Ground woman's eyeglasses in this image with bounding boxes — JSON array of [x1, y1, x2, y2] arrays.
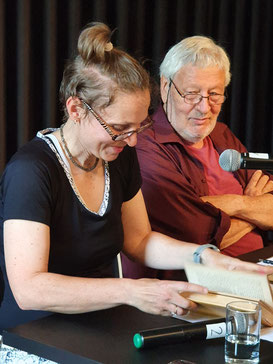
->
[[80, 99, 153, 141]]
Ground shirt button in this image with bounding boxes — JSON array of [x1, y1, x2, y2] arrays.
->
[[201, 178, 206, 183]]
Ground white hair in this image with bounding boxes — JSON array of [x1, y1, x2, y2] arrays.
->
[[160, 36, 231, 86]]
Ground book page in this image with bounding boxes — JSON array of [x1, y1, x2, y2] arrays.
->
[[182, 292, 250, 307], [184, 263, 273, 306]]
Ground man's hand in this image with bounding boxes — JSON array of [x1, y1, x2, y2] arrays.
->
[[244, 170, 273, 196]]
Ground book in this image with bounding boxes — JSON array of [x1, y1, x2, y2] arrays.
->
[[182, 263, 273, 326]]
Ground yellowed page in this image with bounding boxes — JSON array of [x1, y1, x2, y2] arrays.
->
[[184, 262, 273, 306], [181, 291, 273, 326]]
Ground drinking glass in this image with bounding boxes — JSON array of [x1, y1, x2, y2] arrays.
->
[[225, 300, 261, 363]]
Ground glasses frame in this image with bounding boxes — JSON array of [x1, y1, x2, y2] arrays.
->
[[80, 98, 153, 141], [170, 79, 226, 105]]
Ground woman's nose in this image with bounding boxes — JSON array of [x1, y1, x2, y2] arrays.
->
[[124, 132, 138, 147]]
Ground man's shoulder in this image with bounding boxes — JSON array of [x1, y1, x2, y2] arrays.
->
[[136, 126, 159, 151], [211, 122, 246, 152]]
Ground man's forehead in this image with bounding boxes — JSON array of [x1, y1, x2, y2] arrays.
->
[[174, 65, 226, 87]]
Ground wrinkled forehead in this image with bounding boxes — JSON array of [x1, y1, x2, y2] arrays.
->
[[173, 65, 226, 89]]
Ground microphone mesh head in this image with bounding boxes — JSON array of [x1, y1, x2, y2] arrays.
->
[[228, 312, 248, 334], [219, 149, 241, 172]]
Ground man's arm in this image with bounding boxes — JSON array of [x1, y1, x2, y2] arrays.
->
[[201, 170, 273, 248], [219, 218, 255, 249], [201, 171, 273, 230], [201, 193, 273, 229]]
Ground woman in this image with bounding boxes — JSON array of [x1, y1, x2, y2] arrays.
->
[[0, 22, 271, 334]]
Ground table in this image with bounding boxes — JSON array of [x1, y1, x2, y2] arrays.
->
[[238, 245, 273, 262], [4, 305, 273, 364], [3, 245, 273, 364]]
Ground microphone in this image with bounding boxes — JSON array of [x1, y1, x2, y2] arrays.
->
[[133, 319, 227, 349], [219, 149, 273, 172]]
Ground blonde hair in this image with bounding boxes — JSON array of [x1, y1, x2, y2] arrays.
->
[[160, 36, 231, 86], [60, 22, 150, 117]]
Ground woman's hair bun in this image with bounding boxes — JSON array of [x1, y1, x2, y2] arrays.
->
[[60, 21, 151, 118], [78, 22, 113, 63]]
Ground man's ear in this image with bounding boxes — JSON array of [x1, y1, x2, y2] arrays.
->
[[160, 76, 170, 104], [66, 97, 82, 121]]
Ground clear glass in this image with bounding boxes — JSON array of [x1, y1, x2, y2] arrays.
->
[[225, 301, 261, 364]]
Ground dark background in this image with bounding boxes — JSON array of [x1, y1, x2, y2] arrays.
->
[[1, 0, 273, 174]]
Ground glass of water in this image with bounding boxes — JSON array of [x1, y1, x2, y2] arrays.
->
[[225, 300, 261, 364]]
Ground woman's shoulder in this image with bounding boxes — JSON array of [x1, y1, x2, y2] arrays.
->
[[3, 137, 61, 180]]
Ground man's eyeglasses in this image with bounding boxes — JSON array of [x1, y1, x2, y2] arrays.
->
[[80, 99, 153, 141], [170, 79, 226, 105]]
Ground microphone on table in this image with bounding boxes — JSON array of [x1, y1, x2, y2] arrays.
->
[[133, 319, 227, 349], [133, 315, 248, 349], [219, 149, 273, 172]]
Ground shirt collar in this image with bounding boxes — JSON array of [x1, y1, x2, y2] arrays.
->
[[152, 104, 224, 151], [152, 104, 184, 145]]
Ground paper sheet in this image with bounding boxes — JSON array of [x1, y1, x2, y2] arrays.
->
[[172, 311, 224, 323], [261, 327, 273, 342], [257, 256, 273, 266]]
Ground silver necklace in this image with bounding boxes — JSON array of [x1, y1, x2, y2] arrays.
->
[[60, 123, 99, 172]]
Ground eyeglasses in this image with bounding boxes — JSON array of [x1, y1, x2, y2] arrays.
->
[[80, 99, 154, 141], [170, 79, 226, 105]]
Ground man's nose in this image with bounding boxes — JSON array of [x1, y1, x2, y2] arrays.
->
[[195, 96, 211, 113]]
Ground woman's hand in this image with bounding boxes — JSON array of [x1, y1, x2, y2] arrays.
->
[[201, 248, 273, 275], [126, 279, 208, 317]]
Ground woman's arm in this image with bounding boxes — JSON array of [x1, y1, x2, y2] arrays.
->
[[5, 189, 273, 318], [4, 219, 206, 317], [121, 190, 273, 274], [122, 190, 198, 268], [4, 219, 123, 313]]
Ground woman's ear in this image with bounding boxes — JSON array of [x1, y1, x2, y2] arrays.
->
[[160, 76, 170, 104], [66, 97, 82, 122]]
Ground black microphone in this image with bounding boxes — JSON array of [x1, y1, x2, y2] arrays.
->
[[219, 149, 273, 172], [133, 319, 227, 349]]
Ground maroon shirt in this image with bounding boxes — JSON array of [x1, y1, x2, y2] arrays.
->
[[121, 105, 268, 279]]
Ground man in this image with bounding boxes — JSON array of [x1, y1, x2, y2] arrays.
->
[[122, 36, 273, 279]]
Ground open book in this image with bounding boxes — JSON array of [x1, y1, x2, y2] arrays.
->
[[182, 263, 273, 326]]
